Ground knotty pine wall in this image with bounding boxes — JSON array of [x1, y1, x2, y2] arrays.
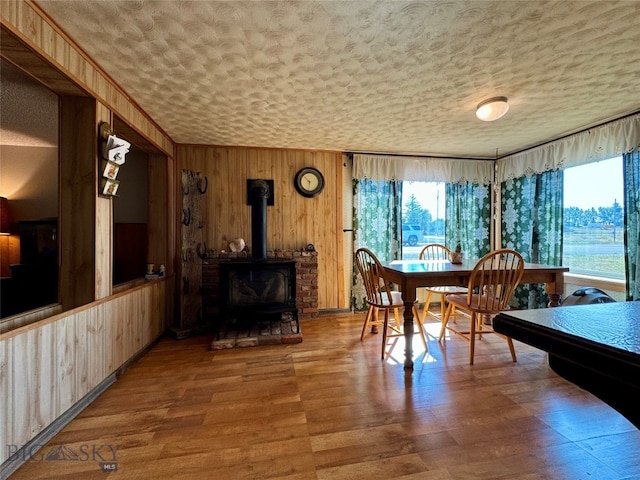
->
[[177, 145, 346, 310], [1, 1, 177, 473], [0, 278, 174, 468]]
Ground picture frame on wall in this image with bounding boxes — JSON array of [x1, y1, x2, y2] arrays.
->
[[102, 179, 120, 196], [103, 134, 130, 165], [102, 161, 120, 180]]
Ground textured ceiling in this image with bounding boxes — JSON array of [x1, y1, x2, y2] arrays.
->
[[1, 60, 58, 147], [35, 0, 640, 158]]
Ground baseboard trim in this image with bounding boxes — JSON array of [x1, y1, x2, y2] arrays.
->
[[0, 374, 115, 478]]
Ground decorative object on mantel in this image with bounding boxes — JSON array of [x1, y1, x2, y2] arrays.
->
[[229, 238, 246, 252], [305, 243, 316, 252], [450, 242, 463, 264], [98, 122, 130, 198]]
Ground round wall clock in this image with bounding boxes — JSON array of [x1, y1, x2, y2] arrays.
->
[[294, 167, 325, 198]]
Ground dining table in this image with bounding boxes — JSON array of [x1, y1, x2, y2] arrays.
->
[[382, 257, 569, 372]]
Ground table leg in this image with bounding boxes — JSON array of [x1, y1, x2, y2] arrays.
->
[[402, 294, 416, 371], [547, 291, 562, 307], [545, 273, 564, 307]]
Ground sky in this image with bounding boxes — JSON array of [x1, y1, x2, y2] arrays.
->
[[403, 156, 624, 217], [563, 156, 623, 209], [403, 182, 445, 219]]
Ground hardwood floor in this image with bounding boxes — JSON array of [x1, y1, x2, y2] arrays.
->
[[9, 312, 640, 479]]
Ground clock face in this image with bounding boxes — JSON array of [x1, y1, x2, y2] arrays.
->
[[302, 172, 319, 191], [294, 167, 324, 197]]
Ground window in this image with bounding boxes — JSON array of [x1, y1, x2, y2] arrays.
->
[[562, 156, 624, 279], [401, 182, 445, 259]]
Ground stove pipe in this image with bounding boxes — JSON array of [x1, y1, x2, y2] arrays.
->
[[249, 180, 270, 260]]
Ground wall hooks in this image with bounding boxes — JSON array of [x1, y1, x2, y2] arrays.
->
[[197, 176, 208, 194], [196, 242, 208, 259], [98, 122, 112, 141], [182, 207, 191, 226]]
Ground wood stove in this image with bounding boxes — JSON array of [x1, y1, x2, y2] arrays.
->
[[218, 260, 299, 335], [215, 179, 299, 338]]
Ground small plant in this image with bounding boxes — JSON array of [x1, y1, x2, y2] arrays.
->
[[450, 242, 463, 264]]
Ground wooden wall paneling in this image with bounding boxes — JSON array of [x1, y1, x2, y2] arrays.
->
[[0, 338, 8, 457], [136, 288, 146, 350], [95, 103, 113, 300], [57, 315, 76, 414], [334, 153, 346, 308], [222, 148, 250, 245], [266, 148, 291, 249], [33, 321, 56, 436], [0, 279, 171, 467], [278, 150, 299, 247], [205, 148, 221, 247], [147, 154, 171, 272], [7, 331, 28, 450], [125, 293, 136, 357], [113, 296, 128, 369], [100, 302, 114, 375], [1, 4, 177, 470], [86, 306, 106, 392], [175, 145, 342, 310], [95, 196, 113, 297], [59, 96, 97, 310], [75, 311, 90, 403], [166, 156, 176, 278]]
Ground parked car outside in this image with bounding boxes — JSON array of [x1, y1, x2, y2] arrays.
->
[[402, 224, 423, 246]]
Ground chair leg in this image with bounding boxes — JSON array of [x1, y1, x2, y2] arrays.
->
[[392, 306, 402, 328], [469, 312, 476, 365], [371, 308, 380, 333], [413, 306, 428, 350], [438, 302, 454, 342], [360, 305, 374, 340], [421, 291, 432, 323], [381, 309, 390, 360]]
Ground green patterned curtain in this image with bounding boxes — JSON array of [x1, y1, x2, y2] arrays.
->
[[501, 170, 564, 308], [351, 179, 403, 310], [623, 149, 640, 300], [444, 182, 491, 259]]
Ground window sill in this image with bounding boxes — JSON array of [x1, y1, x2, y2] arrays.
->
[[563, 272, 626, 301]]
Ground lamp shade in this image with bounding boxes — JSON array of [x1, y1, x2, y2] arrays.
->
[[0, 197, 9, 234], [476, 96, 509, 121]]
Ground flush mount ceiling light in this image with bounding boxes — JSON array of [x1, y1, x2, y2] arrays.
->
[[476, 96, 509, 121]]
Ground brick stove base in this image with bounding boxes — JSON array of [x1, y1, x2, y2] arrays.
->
[[211, 315, 302, 350]]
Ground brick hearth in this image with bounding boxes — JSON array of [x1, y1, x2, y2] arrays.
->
[[203, 249, 318, 349], [211, 314, 302, 350]]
